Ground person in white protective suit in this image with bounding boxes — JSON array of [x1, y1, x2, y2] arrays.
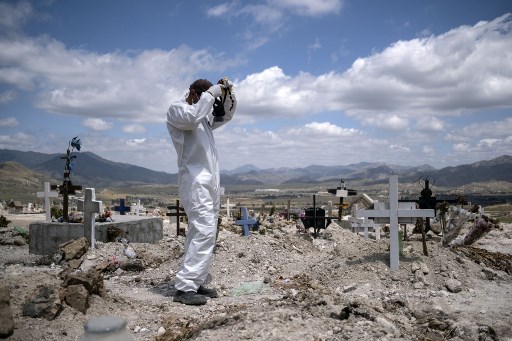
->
[[165, 78, 236, 305]]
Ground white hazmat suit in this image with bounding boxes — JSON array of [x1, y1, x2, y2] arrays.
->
[[166, 86, 236, 292]]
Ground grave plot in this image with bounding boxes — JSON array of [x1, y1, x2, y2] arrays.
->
[[355, 175, 435, 270]]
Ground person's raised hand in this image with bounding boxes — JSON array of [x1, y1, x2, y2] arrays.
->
[[207, 84, 222, 98]]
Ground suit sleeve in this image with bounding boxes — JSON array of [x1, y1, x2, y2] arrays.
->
[[166, 94, 215, 130]]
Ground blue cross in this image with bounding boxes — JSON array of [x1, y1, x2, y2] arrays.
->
[[114, 198, 131, 215], [235, 207, 257, 236]]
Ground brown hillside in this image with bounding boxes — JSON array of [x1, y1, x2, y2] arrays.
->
[[0, 161, 56, 202]]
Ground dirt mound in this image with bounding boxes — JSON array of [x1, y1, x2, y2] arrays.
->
[[1, 212, 511, 340]]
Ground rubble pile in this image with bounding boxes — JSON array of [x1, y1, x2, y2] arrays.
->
[[0, 212, 511, 340]]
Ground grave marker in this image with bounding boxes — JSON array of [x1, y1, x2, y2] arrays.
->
[[37, 182, 58, 222], [167, 200, 187, 236], [355, 175, 434, 270], [114, 198, 131, 215], [221, 197, 236, 218], [235, 207, 257, 236], [52, 136, 82, 222], [132, 199, 144, 216], [77, 188, 102, 250], [327, 179, 357, 220]]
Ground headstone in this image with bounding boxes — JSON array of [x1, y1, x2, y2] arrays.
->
[[355, 175, 434, 271], [37, 182, 59, 222], [77, 188, 102, 251], [235, 207, 257, 236], [114, 199, 130, 215]]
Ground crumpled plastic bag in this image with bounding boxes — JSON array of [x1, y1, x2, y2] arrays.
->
[[228, 281, 266, 296]]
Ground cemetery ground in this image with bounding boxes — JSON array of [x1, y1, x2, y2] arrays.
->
[[1, 208, 512, 341]]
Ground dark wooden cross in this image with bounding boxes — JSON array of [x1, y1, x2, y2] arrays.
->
[[166, 200, 187, 236], [400, 178, 458, 233], [51, 180, 82, 222], [327, 179, 358, 220], [114, 198, 131, 215]]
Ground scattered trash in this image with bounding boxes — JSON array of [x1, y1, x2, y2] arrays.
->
[[228, 281, 265, 296]]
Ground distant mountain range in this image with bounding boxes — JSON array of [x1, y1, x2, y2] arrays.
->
[[0, 149, 511, 187]]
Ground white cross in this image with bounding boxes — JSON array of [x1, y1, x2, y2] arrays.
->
[[36, 182, 58, 222], [361, 217, 381, 240], [77, 188, 102, 250], [222, 197, 236, 218], [355, 175, 434, 271], [132, 199, 143, 216]]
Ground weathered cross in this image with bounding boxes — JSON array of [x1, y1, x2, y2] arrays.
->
[[51, 181, 82, 222], [166, 200, 187, 236], [114, 198, 131, 215], [77, 188, 102, 250], [327, 179, 358, 220], [235, 207, 257, 236], [37, 182, 58, 222], [355, 175, 435, 271]]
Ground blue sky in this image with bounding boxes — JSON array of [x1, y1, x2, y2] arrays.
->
[[0, 0, 511, 174]]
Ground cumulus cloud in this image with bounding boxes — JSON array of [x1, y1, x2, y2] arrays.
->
[[126, 138, 146, 147], [0, 132, 35, 148], [0, 34, 243, 122], [235, 14, 512, 127], [122, 124, 146, 133], [83, 118, 113, 131], [2, 8, 509, 133], [0, 117, 19, 127], [453, 143, 470, 152]]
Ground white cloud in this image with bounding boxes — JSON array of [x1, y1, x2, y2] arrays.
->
[[0, 117, 19, 127], [416, 116, 445, 132], [207, 3, 234, 17], [477, 138, 500, 148], [3, 9, 509, 133], [361, 114, 409, 131], [0, 132, 35, 148], [126, 138, 147, 147], [0, 34, 243, 122], [206, 0, 342, 43], [122, 124, 146, 133], [0, 90, 16, 103], [423, 146, 435, 155], [83, 118, 113, 131], [270, 0, 343, 16], [288, 121, 359, 137], [234, 14, 512, 126], [453, 143, 470, 152], [390, 144, 410, 152], [0, 1, 33, 32]]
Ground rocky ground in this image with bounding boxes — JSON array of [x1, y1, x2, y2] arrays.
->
[[0, 210, 511, 341]]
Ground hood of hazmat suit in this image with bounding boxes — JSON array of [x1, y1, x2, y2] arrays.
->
[[165, 89, 236, 291]]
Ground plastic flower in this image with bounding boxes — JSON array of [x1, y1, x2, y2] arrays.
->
[[71, 136, 81, 151]]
